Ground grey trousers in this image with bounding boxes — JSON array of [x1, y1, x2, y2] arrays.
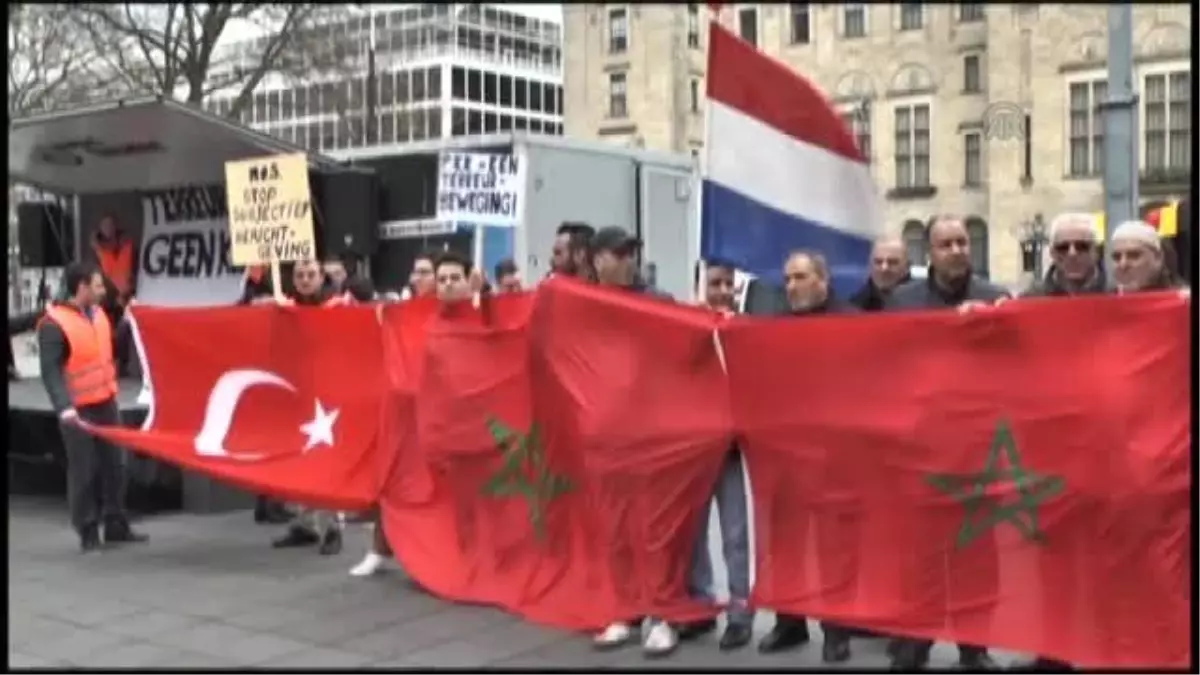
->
[[690, 449, 754, 627], [292, 507, 338, 536], [61, 399, 128, 534]]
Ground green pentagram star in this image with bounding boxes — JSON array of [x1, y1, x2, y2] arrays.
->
[[926, 419, 1066, 550], [480, 417, 574, 542]]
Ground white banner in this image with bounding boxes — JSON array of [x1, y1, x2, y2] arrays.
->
[[137, 185, 244, 307], [436, 152, 525, 227]]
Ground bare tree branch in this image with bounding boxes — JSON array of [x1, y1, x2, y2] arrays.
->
[[55, 2, 360, 119], [7, 4, 111, 116]]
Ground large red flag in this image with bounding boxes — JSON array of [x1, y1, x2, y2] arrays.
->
[[527, 279, 732, 623], [88, 304, 391, 511], [720, 293, 1191, 668]]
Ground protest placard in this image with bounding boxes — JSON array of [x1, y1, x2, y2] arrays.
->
[[436, 152, 525, 228], [224, 152, 316, 266]]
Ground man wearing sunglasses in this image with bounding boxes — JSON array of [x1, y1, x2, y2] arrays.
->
[[1022, 213, 1106, 298]]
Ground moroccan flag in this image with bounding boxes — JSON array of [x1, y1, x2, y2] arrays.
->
[[720, 292, 1191, 668], [381, 280, 731, 628], [527, 279, 731, 623], [87, 304, 391, 511], [380, 290, 618, 630]]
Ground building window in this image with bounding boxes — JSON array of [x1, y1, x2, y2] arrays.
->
[[428, 67, 441, 99], [609, 8, 628, 54], [789, 4, 810, 45], [396, 70, 410, 104], [451, 107, 466, 136], [1143, 70, 1192, 171], [281, 89, 294, 119], [397, 111, 411, 142], [485, 111, 498, 133], [840, 109, 872, 162], [499, 74, 513, 107], [514, 77, 528, 109], [557, 85, 564, 115], [266, 90, 280, 123], [894, 103, 931, 188], [484, 72, 498, 105], [467, 110, 482, 135], [412, 69, 427, 102], [690, 79, 700, 113], [738, 7, 759, 47], [451, 66, 465, 99], [964, 132, 982, 186], [429, 108, 442, 138], [411, 108, 427, 141], [687, 4, 700, 49], [381, 111, 395, 143], [843, 5, 867, 38], [530, 119, 543, 134], [959, 4, 985, 22], [902, 219, 926, 265], [380, 72, 394, 106], [963, 54, 982, 93], [530, 83, 543, 112], [1067, 78, 1106, 177], [609, 72, 628, 118], [899, 4, 923, 31], [467, 68, 481, 102]]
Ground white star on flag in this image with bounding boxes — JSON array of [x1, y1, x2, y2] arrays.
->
[[299, 399, 340, 453]]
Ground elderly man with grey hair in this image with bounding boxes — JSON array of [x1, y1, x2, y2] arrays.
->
[[1022, 213, 1106, 297], [1109, 220, 1183, 294]]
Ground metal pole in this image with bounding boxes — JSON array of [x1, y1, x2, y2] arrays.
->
[[364, 5, 378, 146], [1101, 4, 1139, 278]]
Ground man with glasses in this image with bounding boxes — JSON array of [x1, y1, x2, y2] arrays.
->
[[1021, 214, 1106, 298]]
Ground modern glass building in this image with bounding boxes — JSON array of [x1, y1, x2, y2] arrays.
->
[[204, 4, 564, 153]]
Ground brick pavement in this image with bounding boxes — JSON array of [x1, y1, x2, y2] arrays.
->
[[8, 496, 1024, 669]]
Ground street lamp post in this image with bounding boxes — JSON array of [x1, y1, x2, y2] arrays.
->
[[1016, 213, 1048, 280]]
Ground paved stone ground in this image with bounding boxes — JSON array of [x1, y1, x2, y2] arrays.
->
[[8, 496, 1024, 669]]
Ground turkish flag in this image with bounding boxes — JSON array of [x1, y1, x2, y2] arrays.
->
[[720, 292, 1191, 668], [87, 304, 391, 511]]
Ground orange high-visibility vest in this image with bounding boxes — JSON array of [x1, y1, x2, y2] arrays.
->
[[92, 239, 135, 295], [41, 305, 119, 407]]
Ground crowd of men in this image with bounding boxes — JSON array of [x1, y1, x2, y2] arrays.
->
[[33, 210, 1187, 671]]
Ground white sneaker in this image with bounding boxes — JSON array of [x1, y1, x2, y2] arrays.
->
[[642, 620, 679, 658], [349, 551, 385, 577], [593, 622, 635, 650]]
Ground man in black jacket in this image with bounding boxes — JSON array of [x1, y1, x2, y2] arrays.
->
[[1020, 213, 1106, 298], [849, 237, 912, 311], [885, 216, 1003, 671], [756, 250, 858, 663]]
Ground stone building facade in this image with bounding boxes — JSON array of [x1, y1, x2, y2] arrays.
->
[[563, 4, 1191, 284]]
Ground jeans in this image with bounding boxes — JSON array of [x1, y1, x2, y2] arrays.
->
[[690, 449, 753, 628]]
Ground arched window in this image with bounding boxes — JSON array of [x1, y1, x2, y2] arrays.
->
[[965, 216, 989, 278], [902, 219, 926, 266]]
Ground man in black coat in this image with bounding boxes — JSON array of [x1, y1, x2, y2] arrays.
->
[[1020, 213, 1107, 298], [885, 216, 1004, 671], [755, 249, 859, 664], [849, 237, 912, 311]]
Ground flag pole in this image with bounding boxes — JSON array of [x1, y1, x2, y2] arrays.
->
[[365, 5, 378, 146], [696, 8, 720, 306]]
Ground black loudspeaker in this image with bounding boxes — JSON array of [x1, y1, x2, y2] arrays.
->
[[309, 169, 379, 260], [17, 201, 74, 268]]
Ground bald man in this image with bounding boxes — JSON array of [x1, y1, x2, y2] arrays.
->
[[1022, 213, 1106, 297], [849, 237, 911, 311]]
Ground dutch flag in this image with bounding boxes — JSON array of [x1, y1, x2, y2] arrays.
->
[[700, 22, 884, 296]]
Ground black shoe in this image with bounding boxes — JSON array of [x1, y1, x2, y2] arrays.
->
[[318, 528, 343, 556], [103, 519, 149, 544], [757, 620, 810, 654], [822, 636, 852, 663], [676, 618, 718, 641], [718, 624, 753, 651], [890, 642, 930, 671], [1009, 657, 1074, 672], [958, 648, 999, 671], [79, 525, 102, 553], [273, 526, 319, 548]]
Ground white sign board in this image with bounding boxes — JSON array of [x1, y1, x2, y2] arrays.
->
[[137, 185, 244, 307], [436, 152, 525, 228]]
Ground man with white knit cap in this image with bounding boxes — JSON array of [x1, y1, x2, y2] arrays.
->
[[1022, 213, 1106, 297], [1109, 220, 1180, 294]]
